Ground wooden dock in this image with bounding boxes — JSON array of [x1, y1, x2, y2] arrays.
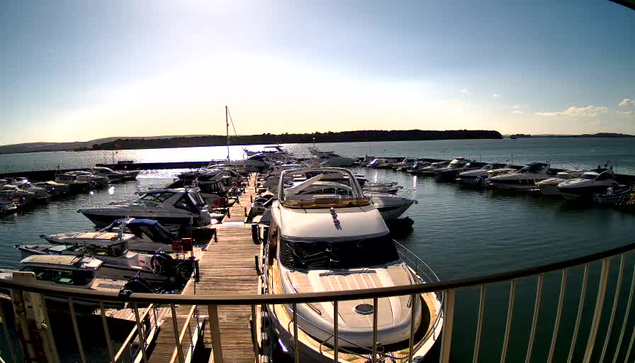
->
[[148, 175, 261, 363]]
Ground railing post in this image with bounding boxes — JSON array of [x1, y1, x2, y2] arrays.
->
[[293, 303, 300, 363], [133, 303, 149, 363], [614, 261, 635, 363], [0, 300, 18, 363], [333, 301, 339, 363], [547, 269, 567, 363], [568, 263, 590, 363], [208, 304, 224, 363], [439, 289, 456, 363], [99, 301, 115, 363], [68, 297, 87, 363], [582, 258, 611, 363], [171, 304, 185, 363], [525, 273, 544, 363], [372, 297, 378, 363], [473, 285, 487, 363], [408, 294, 416, 363], [600, 254, 625, 363], [500, 279, 516, 363]]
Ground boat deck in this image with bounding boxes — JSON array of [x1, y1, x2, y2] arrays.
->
[[148, 175, 260, 363]]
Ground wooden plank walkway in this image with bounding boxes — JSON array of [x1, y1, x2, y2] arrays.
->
[[148, 175, 260, 363]]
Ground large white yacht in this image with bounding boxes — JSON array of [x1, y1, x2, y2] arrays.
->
[[488, 162, 552, 190], [79, 188, 212, 230], [260, 168, 442, 362], [557, 169, 621, 200]]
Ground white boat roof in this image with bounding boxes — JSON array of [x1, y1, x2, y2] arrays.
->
[[21, 255, 103, 271], [274, 202, 389, 240]]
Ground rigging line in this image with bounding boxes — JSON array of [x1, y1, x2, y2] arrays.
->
[[227, 109, 239, 138]]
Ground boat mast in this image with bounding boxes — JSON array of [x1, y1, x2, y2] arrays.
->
[[226, 105, 230, 164]]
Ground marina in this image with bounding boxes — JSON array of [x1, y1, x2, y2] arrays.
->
[[0, 139, 634, 362]]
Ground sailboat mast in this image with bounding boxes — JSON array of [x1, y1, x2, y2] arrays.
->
[[226, 105, 230, 164]]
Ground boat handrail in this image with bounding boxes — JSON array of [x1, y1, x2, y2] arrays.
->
[[2, 241, 634, 305]]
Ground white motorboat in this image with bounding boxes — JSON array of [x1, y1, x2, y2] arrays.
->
[[366, 158, 394, 169], [414, 161, 450, 176], [16, 239, 192, 288], [55, 171, 109, 190], [90, 166, 127, 183], [558, 170, 621, 200], [310, 148, 357, 167], [244, 145, 290, 160], [8, 178, 50, 202], [393, 158, 418, 171], [535, 170, 584, 196], [0, 184, 37, 206], [406, 160, 432, 174], [41, 218, 179, 253], [0, 198, 18, 215], [0, 255, 155, 309], [456, 163, 510, 185], [434, 157, 474, 181], [488, 162, 552, 190], [79, 188, 213, 230], [33, 181, 71, 197], [369, 193, 417, 220], [260, 167, 442, 362], [363, 181, 403, 194]]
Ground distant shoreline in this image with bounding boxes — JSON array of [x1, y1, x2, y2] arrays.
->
[[1, 130, 634, 156]]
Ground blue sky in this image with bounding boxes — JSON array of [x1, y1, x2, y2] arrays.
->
[[1, 0, 634, 144]]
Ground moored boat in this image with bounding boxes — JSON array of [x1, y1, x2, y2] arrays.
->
[[259, 167, 443, 362]]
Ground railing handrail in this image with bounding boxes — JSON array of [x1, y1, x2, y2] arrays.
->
[[2, 241, 634, 304]]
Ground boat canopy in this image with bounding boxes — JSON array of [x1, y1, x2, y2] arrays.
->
[[21, 255, 103, 271], [111, 218, 176, 243]]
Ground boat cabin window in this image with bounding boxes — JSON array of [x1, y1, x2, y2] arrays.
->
[[140, 192, 175, 203], [129, 224, 174, 243], [85, 242, 127, 257], [595, 172, 614, 181], [21, 267, 95, 286], [174, 194, 199, 212], [279, 234, 400, 270], [582, 173, 598, 180]]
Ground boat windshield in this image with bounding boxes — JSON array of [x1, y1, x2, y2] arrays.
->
[[279, 234, 400, 270], [519, 163, 547, 173], [582, 173, 599, 180], [139, 192, 175, 204]]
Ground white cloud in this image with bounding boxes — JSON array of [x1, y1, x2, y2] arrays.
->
[[493, 94, 500, 98], [619, 98, 634, 107], [460, 89, 468, 94], [612, 110, 633, 115], [511, 110, 522, 114], [535, 105, 608, 118], [511, 104, 520, 109]]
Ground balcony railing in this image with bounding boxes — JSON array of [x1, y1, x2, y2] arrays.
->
[[1, 241, 635, 363]]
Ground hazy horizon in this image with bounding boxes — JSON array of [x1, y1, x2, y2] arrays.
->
[[1, 0, 634, 145]]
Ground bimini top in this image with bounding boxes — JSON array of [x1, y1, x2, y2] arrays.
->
[[274, 202, 389, 241], [21, 255, 103, 271], [277, 168, 370, 209]]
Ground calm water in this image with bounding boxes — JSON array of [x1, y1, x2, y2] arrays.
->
[[1, 138, 635, 362]]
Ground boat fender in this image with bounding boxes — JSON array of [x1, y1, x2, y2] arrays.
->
[[251, 224, 262, 245]]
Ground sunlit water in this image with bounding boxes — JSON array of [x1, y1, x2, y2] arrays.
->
[[1, 138, 634, 362]]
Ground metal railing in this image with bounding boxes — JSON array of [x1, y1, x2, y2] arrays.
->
[[1, 242, 635, 362]]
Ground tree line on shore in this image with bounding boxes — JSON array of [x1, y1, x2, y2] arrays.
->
[[84, 129, 503, 151]]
